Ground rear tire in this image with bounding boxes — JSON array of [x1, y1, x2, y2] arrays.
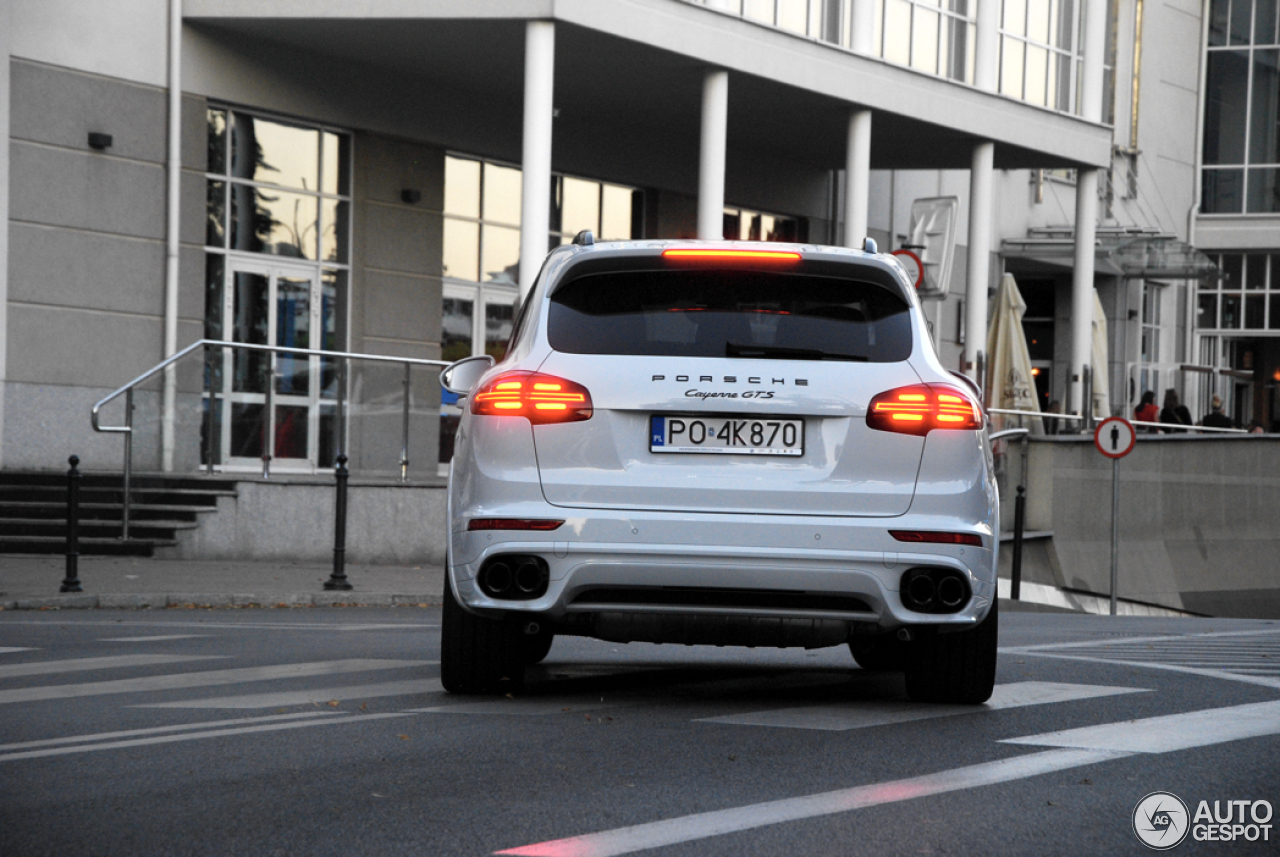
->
[[440, 574, 524, 694], [848, 635, 904, 671], [903, 598, 998, 704], [521, 629, 555, 665]]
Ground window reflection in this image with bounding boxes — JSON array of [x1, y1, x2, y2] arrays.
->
[[321, 198, 349, 263], [443, 154, 641, 284], [231, 114, 320, 192], [230, 186, 319, 259], [441, 297, 474, 363]]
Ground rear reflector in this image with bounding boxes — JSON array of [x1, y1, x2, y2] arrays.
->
[[890, 530, 983, 547], [471, 371, 593, 424], [662, 248, 802, 262], [468, 519, 565, 531], [866, 384, 983, 435]]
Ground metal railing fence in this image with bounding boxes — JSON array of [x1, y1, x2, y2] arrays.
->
[[91, 339, 449, 540]]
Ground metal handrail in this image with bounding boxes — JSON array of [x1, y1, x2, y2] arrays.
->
[[91, 339, 450, 540], [988, 407, 1248, 434]]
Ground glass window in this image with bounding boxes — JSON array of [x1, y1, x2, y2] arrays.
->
[[560, 177, 601, 238], [485, 300, 515, 360], [481, 224, 521, 285], [321, 132, 350, 197], [1222, 292, 1243, 327], [1258, 0, 1279, 43], [1203, 169, 1245, 212], [1205, 51, 1250, 165], [1198, 292, 1219, 328], [1270, 293, 1280, 326], [444, 156, 481, 218], [442, 219, 479, 282], [207, 108, 227, 174], [1250, 50, 1280, 163], [231, 115, 320, 192], [1222, 252, 1244, 287], [206, 181, 225, 248], [1211, 0, 1230, 46], [1232, 0, 1254, 44], [1246, 293, 1267, 326], [550, 269, 913, 362], [230, 187, 319, 259], [483, 164, 523, 226], [1246, 254, 1268, 288], [441, 297, 474, 363]]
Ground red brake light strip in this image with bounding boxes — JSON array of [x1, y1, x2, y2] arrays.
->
[[889, 530, 983, 547], [662, 249, 802, 261]]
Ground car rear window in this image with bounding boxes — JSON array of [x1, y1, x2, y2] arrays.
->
[[548, 269, 912, 362]]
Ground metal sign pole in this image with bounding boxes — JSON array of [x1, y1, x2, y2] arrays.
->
[[1110, 456, 1120, 616]]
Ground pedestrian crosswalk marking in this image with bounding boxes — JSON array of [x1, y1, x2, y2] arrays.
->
[[0, 712, 411, 764], [695, 681, 1147, 731], [137, 677, 443, 709], [1002, 699, 1280, 753], [0, 654, 224, 680], [0, 658, 431, 705], [0, 711, 340, 752], [101, 635, 211, 643], [1003, 629, 1280, 690]]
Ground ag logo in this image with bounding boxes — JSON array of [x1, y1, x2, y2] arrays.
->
[[1133, 792, 1190, 849]]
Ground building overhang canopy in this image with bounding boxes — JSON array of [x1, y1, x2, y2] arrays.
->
[[183, 0, 1114, 172], [1003, 230, 1221, 280]]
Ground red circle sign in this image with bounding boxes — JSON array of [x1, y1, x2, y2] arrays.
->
[[1094, 417, 1136, 459], [892, 249, 924, 290]]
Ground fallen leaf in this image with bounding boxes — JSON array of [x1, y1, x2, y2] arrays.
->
[[398, 735, 409, 741], [327, 700, 340, 707], [360, 703, 368, 711]]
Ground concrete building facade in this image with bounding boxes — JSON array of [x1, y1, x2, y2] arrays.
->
[[1, 0, 1265, 483]]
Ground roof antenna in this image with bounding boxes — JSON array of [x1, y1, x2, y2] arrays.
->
[[573, 230, 595, 246]]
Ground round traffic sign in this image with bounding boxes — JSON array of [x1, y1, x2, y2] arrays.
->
[[1094, 416, 1136, 459], [892, 248, 924, 290]]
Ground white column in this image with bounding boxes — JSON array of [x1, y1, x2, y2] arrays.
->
[[850, 0, 876, 54], [0, 0, 10, 467], [1070, 169, 1099, 415], [518, 21, 556, 303], [698, 69, 729, 241], [843, 110, 872, 248], [974, 0, 1001, 91], [161, 0, 181, 471], [1080, 0, 1108, 122], [964, 141, 995, 379]]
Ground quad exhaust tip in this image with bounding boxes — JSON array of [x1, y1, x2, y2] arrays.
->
[[899, 567, 971, 614]]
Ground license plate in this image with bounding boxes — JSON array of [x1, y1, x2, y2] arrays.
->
[[649, 415, 804, 456]]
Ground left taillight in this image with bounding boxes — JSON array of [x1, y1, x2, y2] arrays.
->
[[470, 371, 593, 424], [866, 384, 982, 436]]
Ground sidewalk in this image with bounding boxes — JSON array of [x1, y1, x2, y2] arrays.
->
[[0, 555, 444, 610]]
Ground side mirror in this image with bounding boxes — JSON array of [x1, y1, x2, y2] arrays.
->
[[440, 354, 496, 396]]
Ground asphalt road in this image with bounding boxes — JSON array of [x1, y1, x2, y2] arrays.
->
[[0, 608, 1278, 856]]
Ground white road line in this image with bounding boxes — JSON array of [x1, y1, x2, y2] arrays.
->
[[0, 654, 224, 679], [100, 635, 210, 642], [493, 748, 1130, 857], [697, 682, 1146, 732], [137, 677, 444, 709], [0, 659, 432, 705], [0, 712, 412, 763], [1001, 628, 1280, 653], [497, 698, 1280, 857], [1011, 651, 1280, 690], [1003, 699, 1280, 753], [407, 697, 618, 716], [0, 711, 340, 751], [0, 620, 438, 631], [0, 647, 35, 654]]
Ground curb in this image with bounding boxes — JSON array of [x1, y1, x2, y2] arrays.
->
[[0, 593, 441, 610]]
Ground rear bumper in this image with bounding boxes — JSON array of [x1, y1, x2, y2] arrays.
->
[[449, 507, 996, 633]]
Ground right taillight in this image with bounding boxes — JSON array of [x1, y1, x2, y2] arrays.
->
[[866, 384, 982, 436], [470, 371, 593, 424]]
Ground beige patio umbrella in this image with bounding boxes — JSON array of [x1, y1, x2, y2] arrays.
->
[[1091, 291, 1111, 418], [985, 273, 1043, 434]]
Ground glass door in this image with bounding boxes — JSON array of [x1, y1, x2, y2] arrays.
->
[[219, 259, 327, 472]]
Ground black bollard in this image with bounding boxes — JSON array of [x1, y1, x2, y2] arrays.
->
[[1010, 485, 1026, 601], [325, 453, 353, 591], [61, 455, 83, 593]]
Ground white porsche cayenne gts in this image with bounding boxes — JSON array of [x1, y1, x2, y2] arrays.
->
[[439, 235, 998, 704]]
